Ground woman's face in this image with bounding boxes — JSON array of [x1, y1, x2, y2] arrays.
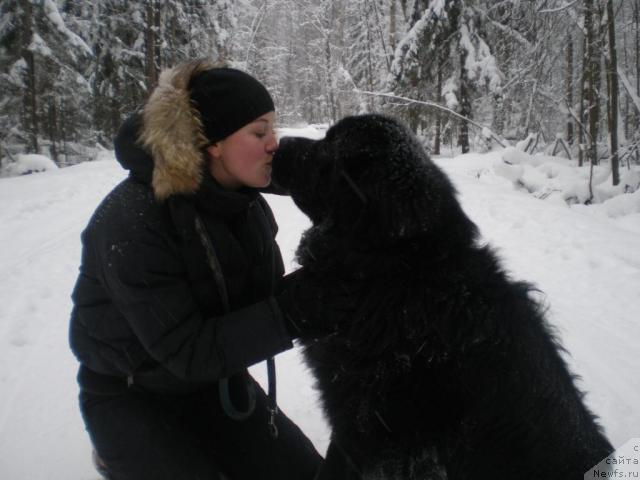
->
[[206, 111, 278, 189]]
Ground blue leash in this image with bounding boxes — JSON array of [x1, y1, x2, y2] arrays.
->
[[195, 213, 279, 438]]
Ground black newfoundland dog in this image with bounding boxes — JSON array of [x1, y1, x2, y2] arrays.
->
[[272, 114, 612, 480]]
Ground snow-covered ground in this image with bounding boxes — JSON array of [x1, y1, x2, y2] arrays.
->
[[0, 153, 59, 177], [0, 145, 638, 479]]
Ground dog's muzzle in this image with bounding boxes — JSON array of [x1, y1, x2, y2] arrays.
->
[[272, 136, 317, 192]]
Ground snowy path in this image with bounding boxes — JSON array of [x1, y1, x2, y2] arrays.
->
[[0, 160, 128, 479], [0, 151, 638, 479]]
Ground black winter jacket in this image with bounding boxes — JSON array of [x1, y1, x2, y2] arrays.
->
[[69, 110, 292, 394]]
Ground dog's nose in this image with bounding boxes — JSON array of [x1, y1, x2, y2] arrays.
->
[[272, 136, 317, 190]]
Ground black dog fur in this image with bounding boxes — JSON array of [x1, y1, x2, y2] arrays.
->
[[272, 114, 613, 479]]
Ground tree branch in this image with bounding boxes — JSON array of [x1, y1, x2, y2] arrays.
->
[[352, 89, 508, 148], [471, 6, 532, 48], [617, 65, 640, 114], [538, 0, 580, 14]]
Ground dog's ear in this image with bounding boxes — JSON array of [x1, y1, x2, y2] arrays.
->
[[326, 115, 477, 247]]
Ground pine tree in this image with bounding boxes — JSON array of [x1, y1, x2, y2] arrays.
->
[[88, 1, 147, 141], [1, 0, 92, 162], [2, 0, 638, 166], [389, 0, 500, 152], [342, 0, 393, 115]]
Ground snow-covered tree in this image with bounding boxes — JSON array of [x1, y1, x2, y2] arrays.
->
[[389, 0, 501, 153], [0, 0, 92, 162], [87, 1, 147, 141], [342, 0, 394, 115], [1, 0, 638, 172], [87, 0, 239, 142]]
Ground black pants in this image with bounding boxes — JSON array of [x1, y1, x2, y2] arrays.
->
[[315, 441, 363, 480], [80, 377, 322, 480]]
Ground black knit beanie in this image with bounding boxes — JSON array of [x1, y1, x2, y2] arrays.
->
[[188, 67, 275, 144]]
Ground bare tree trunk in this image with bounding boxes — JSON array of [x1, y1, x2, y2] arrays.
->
[[145, 1, 159, 90], [154, 4, 162, 70], [285, 35, 295, 120], [369, 0, 391, 74], [390, 0, 397, 53], [636, 0, 640, 138], [579, 34, 587, 167], [169, 3, 178, 67], [606, 0, 620, 185], [584, 0, 600, 166], [622, 17, 630, 142], [20, 0, 38, 153], [434, 61, 442, 155], [399, 0, 408, 23], [109, 52, 121, 139], [363, 0, 375, 112], [566, 34, 574, 145], [48, 98, 59, 165], [635, 0, 640, 164], [60, 96, 69, 165], [458, 53, 471, 154], [326, 40, 336, 121]]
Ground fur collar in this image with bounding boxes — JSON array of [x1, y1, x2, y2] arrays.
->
[[138, 59, 226, 201]]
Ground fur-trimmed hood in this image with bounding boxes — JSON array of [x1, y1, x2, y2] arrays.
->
[[114, 59, 225, 201]]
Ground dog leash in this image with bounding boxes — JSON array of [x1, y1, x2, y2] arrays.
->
[[193, 211, 279, 437]]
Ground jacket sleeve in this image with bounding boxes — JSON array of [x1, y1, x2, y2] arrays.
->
[[100, 231, 293, 383]]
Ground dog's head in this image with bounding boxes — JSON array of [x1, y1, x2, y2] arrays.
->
[[273, 114, 477, 246]]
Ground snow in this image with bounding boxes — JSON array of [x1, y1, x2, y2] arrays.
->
[[442, 75, 459, 110], [0, 139, 639, 478], [42, 0, 93, 57], [495, 147, 640, 207], [28, 33, 53, 58], [458, 20, 501, 92], [277, 125, 328, 141], [1, 154, 59, 177], [515, 133, 537, 152], [8, 59, 27, 88]]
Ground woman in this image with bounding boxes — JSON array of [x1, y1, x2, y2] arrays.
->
[[69, 59, 321, 480]]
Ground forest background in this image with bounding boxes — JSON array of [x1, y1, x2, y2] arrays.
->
[[2, 0, 639, 190]]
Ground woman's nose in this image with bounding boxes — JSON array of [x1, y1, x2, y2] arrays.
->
[[266, 133, 278, 154]]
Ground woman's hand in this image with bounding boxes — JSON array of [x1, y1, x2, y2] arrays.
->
[[275, 268, 358, 340]]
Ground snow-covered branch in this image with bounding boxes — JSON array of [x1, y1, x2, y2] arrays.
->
[[617, 66, 640, 115], [471, 7, 532, 48], [538, 0, 580, 14], [353, 89, 508, 148]]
